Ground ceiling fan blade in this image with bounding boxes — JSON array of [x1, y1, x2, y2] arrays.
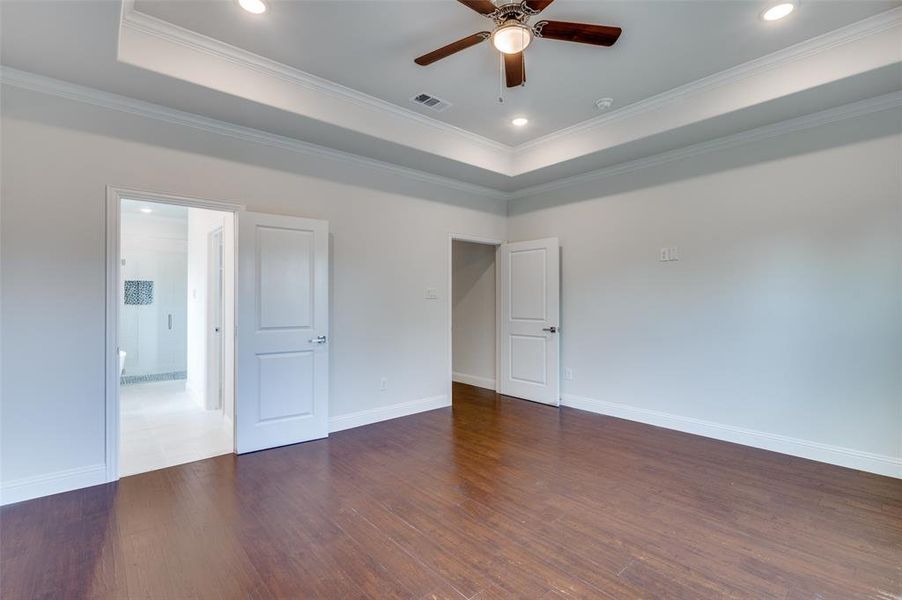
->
[[534, 20, 622, 46], [521, 0, 555, 14], [457, 0, 498, 15], [504, 52, 525, 88], [414, 32, 491, 66]]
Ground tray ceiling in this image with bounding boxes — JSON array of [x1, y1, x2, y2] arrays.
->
[[134, 0, 899, 145], [2, 0, 900, 194]]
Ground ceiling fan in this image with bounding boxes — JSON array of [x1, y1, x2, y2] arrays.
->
[[414, 0, 622, 88]]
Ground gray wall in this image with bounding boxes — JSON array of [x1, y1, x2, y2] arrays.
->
[[2, 83, 900, 498], [508, 107, 902, 474], [452, 240, 496, 388], [0, 85, 507, 491]]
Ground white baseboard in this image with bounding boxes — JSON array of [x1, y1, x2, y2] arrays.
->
[[1, 463, 108, 506], [329, 394, 451, 433], [561, 393, 902, 479], [2, 396, 449, 505], [452, 372, 496, 391]]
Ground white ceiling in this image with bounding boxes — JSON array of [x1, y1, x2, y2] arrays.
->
[[1, 0, 900, 194], [134, 0, 899, 145]]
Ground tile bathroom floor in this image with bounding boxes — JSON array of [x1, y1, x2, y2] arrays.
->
[[120, 380, 233, 476]]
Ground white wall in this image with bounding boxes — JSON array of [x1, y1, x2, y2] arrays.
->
[[1, 81, 899, 505], [119, 208, 188, 378], [452, 241, 496, 389], [508, 107, 902, 477], [0, 85, 507, 501]]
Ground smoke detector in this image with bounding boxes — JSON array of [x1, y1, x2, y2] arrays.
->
[[595, 97, 614, 111]]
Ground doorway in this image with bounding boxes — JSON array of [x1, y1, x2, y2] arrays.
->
[[116, 197, 236, 476], [106, 189, 331, 481], [449, 234, 562, 406], [450, 236, 501, 393]]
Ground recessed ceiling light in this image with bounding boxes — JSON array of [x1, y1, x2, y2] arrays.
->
[[140, 207, 153, 214], [238, 0, 267, 15], [761, 2, 795, 21], [511, 117, 529, 127]]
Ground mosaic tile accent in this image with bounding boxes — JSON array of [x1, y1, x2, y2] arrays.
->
[[121, 371, 187, 386], [124, 280, 154, 305]]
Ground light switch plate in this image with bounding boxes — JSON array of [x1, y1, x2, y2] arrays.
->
[[659, 247, 680, 262], [425, 287, 438, 300]]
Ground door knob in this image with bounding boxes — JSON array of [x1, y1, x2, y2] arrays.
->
[[542, 326, 558, 333], [309, 335, 327, 344]]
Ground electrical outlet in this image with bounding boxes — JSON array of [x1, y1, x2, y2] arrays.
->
[[563, 368, 573, 381], [379, 377, 388, 391], [425, 287, 438, 300]]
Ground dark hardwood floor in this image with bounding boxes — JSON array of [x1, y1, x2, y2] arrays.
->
[[2, 383, 900, 599]]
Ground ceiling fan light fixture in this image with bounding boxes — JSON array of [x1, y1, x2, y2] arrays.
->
[[238, 0, 267, 14], [761, 2, 795, 21], [493, 23, 532, 54], [413, 1, 623, 87]]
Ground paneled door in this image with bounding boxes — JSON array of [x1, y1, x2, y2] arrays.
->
[[499, 238, 560, 406], [236, 212, 329, 453]]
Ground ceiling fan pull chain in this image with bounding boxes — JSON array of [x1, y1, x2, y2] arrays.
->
[[498, 51, 504, 103]]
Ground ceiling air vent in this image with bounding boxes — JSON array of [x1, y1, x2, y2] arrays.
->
[[411, 93, 452, 112]]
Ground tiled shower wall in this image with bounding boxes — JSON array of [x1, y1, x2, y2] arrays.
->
[[119, 204, 189, 382]]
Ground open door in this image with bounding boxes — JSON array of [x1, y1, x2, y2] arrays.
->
[[499, 238, 560, 406], [236, 212, 329, 453]]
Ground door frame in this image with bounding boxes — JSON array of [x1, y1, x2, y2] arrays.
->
[[104, 186, 243, 483], [447, 233, 505, 401]]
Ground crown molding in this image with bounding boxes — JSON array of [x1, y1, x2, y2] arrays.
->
[[119, 1, 902, 163], [115, 1, 901, 180], [0, 66, 510, 201], [119, 2, 511, 155], [513, 6, 902, 155], [3, 67, 899, 202], [509, 89, 902, 200]]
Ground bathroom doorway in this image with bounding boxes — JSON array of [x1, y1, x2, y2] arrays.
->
[[117, 198, 235, 476]]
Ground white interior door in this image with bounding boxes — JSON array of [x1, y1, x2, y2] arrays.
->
[[499, 238, 560, 406], [236, 212, 329, 453]]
